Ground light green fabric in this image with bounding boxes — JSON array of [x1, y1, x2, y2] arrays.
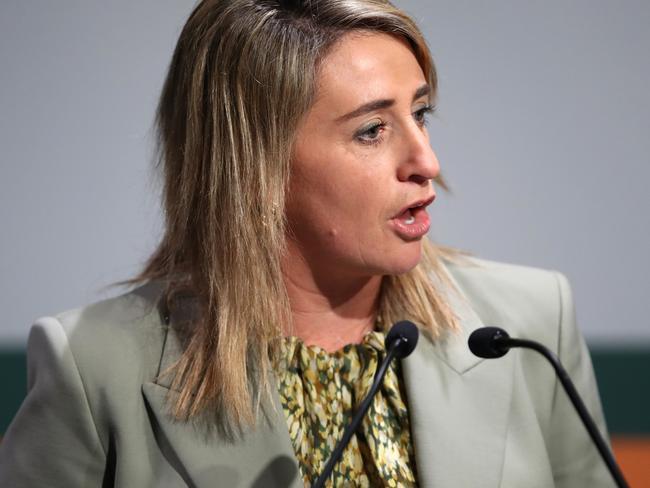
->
[[0, 257, 615, 487]]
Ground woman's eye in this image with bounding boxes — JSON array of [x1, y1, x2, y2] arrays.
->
[[356, 121, 386, 145], [355, 106, 435, 146], [413, 104, 436, 126]]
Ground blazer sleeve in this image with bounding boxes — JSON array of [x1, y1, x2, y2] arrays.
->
[[548, 271, 614, 487], [0, 317, 107, 487]]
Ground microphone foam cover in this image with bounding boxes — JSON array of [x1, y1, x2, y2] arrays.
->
[[385, 320, 419, 359], [468, 326, 510, 358]]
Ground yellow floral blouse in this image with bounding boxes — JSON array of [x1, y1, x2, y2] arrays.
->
[[277, 331, 418, 487]]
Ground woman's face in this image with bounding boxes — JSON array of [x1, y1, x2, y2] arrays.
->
[[286, 31, 440, 280]]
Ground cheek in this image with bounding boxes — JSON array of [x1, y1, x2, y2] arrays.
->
[[286, 162, 424, 274], [287, 143, 396, 248], [311, 180, 386, 233]]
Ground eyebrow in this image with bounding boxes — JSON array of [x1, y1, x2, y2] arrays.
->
[[335, 83, 431, 122]]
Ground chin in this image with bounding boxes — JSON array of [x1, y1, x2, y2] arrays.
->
[[378, 242, 423, 276]]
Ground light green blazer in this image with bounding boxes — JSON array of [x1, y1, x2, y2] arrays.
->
[[0, 257, 614, 487]]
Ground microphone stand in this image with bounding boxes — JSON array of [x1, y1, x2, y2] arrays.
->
[[494, 335, 629, 488], [312, 337, 402, 488]]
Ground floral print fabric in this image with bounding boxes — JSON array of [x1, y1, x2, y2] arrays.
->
[[277, 331, 418, 487]]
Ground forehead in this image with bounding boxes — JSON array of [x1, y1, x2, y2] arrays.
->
[[314, 31, 427, 108]]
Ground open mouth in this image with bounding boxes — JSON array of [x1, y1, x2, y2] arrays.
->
[[393, 195, 435, 224], [396, 205, 420, 225], [390, 196, 435, 239]]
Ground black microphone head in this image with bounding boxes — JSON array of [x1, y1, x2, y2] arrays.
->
[[385, 320, 419, 359], [468, 326, 511, 358]]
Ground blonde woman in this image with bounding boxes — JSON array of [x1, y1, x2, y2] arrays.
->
[[0, 1, 612, 486]]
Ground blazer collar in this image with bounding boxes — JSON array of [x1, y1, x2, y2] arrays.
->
[[142, 296, 303, 488], [401, 260, 514, 487], [142, 381, 303, 487]]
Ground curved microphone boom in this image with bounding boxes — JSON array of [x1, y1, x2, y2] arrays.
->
[[312, 321, 419, 488], [468, 326, 629, 488]]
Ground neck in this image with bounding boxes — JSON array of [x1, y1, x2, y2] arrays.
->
[[282, 248, 382, 353]]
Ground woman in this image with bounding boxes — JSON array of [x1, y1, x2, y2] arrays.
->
[[0, 0, 612, 486]]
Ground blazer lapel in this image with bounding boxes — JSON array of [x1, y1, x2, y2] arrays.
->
[[402, 265, 515, 487], [141, 298, 303, 488], [142, 382, 302, 488]]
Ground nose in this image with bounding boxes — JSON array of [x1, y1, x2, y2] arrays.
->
[[396, 123, 440, 185]]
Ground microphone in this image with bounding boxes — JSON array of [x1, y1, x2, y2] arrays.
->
[[468, 327, 629, 488], [312, 321, 419, 488], [385, 320, 420, 358]]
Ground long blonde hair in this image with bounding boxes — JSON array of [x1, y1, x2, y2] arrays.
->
[[129, 0, 463, 434]]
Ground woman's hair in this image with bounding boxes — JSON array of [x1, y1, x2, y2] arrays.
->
[[129, 0, 464, 435]]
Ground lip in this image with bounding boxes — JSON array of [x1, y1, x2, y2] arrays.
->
[[389, 194, 435, 241], [392, 194, 436, 219]]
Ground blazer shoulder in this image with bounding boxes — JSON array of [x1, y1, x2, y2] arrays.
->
[[37, 281, 169, 389], [443, 255, 562, 290], [442, 255, 570, 345]]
